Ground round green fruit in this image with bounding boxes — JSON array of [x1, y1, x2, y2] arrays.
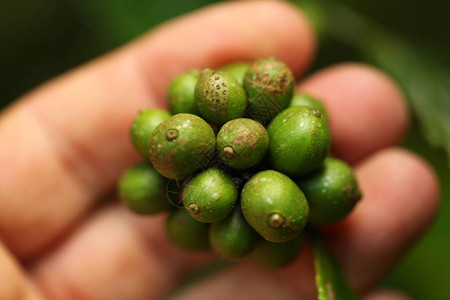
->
[[241, 170, 309, 243], [119, 163, 170, 214], [195, 70, 247, 126], [243, 57, 294, 124], [209, 205, 259, 260], [149, 113, 216, 179], [168, 69, 200, 115], [268, 106, 330, 176], [252, 236, 302, 269], [216, 118, 269, 169], [296, 157, 362, 225], [166, 209, 210, 251], [130, 108, 171, 158], [183, 168, 238, 223], [289, 92, 328, 121], [219, 62, 250, 85]]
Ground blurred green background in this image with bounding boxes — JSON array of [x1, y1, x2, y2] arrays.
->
[[1, 0, 449, 298]]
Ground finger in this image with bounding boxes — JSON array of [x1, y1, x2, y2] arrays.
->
[[321, 148, 440, 292], [31, 206, 214, 300], [170, 246, 316, 300], [163, 148, 439, 300], [298, 63, 409, 164], [365, 290, 411, 300], [0, 0, 315, 259], [0, 243, 44, 300]]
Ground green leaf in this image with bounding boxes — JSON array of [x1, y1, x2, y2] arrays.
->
[[313, 238, 360, 300]]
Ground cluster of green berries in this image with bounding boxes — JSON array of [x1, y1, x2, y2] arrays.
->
[[119, 57, 361, 268]]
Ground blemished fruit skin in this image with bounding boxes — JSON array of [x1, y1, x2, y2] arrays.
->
[[119, 163, 171, 215], [289, 92, 328, 122], [130, 108, 171, 158], [243, 57, 295, 124], [241, 170, 309, 243], [195, 70, 247, 126], [219, 62, 250, 85], [216, 118, 269, 170], [183, 169, 238, 223], [166, 209, 210, 251], [296, 157, 362, 225], [168, 69, 201, 115], [209, 205, 260, 260], [149, 113, 216, 180], [252, 236, 302, 269], [268, 106, 331, 176]]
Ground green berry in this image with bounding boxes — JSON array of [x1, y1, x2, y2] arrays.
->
[[168, 69, 200, 115], [296, 157, 362, 225], [183, 168, 238, 223], [119, 163, 170, 215], [216, 118, 269, 169], [219, 62, 250, 85], [195, 70, 247, 126], [241, 170, 309, 243], [243, 57, 294, 124], [209, 205, 259, 260], [166, 209, 210, 251], [130, 108, 171, 158], [268, 106, 330, 176], [289, 92, 328, 121], [252, 236, 302, 269], [149, 113, 216, 179]]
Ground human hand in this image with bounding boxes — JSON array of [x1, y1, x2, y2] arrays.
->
[[0, 1, 440, 300]]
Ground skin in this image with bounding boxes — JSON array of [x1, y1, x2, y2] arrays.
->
[[0, 2, 439, 300]]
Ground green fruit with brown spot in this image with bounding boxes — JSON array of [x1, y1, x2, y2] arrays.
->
[[119, 163, 171, 214], [166, 209, 210, 251], [253, 236, 302, 269], [168, 69, 200, 115], [296, 157, 362, 225], [209, 205, 260, 260], [183, 168, 238, 223], [241, 170, 309, 243], [216, 118, 269, 169], [268, 106, 330, 176], [219, 62, 250, 85], [149, 113, 216, 179], [130, 108, 171, 158], [289, 92, 328, 122], [195, 70, 247, 126], [243, 57, 294, 124]]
